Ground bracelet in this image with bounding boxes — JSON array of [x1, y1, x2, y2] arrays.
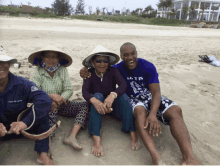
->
[[110, 92, 117, 98]]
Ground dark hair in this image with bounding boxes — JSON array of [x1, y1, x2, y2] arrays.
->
[[120, 42, 137, 54]]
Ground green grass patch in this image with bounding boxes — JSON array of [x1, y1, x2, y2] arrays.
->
[[71, 15, 191, 26]]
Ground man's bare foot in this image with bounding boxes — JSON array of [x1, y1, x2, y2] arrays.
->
[[182, 157, 201, 165], [63, 134, 82, 150], [37, 152, 55, 165], [91, 135, 103, 157], [130, 131, 142, 151]]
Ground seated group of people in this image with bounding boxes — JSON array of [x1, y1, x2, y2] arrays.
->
[[0, 43, 201, 165]]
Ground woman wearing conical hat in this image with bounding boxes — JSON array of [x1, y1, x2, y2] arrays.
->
[[28, 45, 89, 152], [82, 45, 140, 157]]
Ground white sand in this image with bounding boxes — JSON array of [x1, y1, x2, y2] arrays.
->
[[0, 16, 220, 165]]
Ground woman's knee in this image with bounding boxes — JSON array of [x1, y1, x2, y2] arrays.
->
[[93, 93, 104, 101]]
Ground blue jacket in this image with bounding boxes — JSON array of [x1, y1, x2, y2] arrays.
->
[[0, 72, 52, 127]]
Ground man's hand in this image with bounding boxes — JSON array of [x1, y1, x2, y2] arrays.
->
[[79, 67, 91, 80], [51, 101, 58, 112], [0, 123, 7, 137], [49, 94, 66, 106], [90, 97, 107, 115], [9, 122, 27, 135], [144, 114, 161, 137], [104, 95, 114, 113]]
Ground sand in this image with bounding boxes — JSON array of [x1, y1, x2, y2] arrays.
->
[[0, 16, 220, 165]]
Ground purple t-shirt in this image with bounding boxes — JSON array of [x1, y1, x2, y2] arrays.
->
[[113, 58, 159, 98], [82, 67, 127, 102]]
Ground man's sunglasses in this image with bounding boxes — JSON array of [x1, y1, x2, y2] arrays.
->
[[95, 59, 109, 63]]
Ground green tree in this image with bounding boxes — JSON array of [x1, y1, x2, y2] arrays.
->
[[157, 0, 166, 17], [182, 6, 189, 20], [170, 8, 177, 19], [51, 0, 73, 16], [199, 2, 206, 22], [144, 5, 154, 13], [189, 4, 196, 20], [164, 0, 173, 18], [76, 0, 86, 14]]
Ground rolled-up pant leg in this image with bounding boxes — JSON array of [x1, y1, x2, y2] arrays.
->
[[33, 114, 50, 154], [111, 93, 135, 133], [88, 93, 104, 136]]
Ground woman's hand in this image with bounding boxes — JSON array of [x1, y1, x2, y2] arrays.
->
[[90, 97, 107, 115], [49, 94, 66, 106], [104, 95, 114, 113], [51, 101, 58, 112]]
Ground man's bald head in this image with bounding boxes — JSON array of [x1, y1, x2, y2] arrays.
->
[[120, 42, 137, 55]]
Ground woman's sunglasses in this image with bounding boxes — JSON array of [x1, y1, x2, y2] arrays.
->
[[95, 59, 109, 63]]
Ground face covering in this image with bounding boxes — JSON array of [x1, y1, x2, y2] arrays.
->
[[41, 60, 60, 73]]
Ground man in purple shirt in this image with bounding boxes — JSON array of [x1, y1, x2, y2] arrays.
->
[[80, 43, 201, 165]]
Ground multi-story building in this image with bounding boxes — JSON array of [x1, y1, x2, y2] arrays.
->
[[157, 0, 220, 22]]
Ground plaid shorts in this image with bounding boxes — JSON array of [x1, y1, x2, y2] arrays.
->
[[129, 94, 177, 125]]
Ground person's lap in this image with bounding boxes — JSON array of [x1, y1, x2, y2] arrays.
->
[[130, 95, 178, 125]]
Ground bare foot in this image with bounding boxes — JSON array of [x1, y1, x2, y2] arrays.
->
[[63, 134, 82, 150], [130, 131, 142, 151], [91, 135, 103, 157], [182, 157, 201, 165], [37, 152, 55, 165]]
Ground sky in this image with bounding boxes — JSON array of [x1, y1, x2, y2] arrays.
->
[[3, 0, 159, 13]]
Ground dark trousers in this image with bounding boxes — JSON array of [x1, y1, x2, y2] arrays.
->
[[88, 93, 135, 136], [0, 113, 50, 154]]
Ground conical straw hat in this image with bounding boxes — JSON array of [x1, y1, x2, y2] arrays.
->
[[28, 45, 72, 67], [82, 45, 120, 67]]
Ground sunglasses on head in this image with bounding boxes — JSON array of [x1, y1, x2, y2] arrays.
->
[[95, 59, 109, 63]]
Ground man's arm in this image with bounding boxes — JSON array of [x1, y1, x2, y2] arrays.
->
[[144, 83, 162, 136], [22, 80, 52, 127], [79, 67, 91, 79]]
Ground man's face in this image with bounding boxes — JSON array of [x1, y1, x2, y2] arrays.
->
[[0, 61, 10, 81], [120, 46, 138, 70]]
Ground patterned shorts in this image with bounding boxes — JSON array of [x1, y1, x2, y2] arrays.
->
[[48, 100, 89, 128], [129, 95, 177, 125]]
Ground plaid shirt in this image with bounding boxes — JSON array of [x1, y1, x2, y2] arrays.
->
[[30, 66, 73, 100]]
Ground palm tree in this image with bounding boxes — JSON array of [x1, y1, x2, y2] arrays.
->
[[189, 4, 196, 21], [200, 2, 206, 22], [182, 6, 189, 20], [164, 0, 173, 19], [157, 0, 166, 18], [171, 8, 177, 19]]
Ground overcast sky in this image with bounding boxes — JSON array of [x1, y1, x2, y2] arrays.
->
[[4, 0, 159, 13]]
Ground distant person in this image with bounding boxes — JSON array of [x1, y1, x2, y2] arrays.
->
[[80, 43, 201, 165], [82, 45, 141, 157], [29, 46, 89, 150], [0, 46, 54, 165]]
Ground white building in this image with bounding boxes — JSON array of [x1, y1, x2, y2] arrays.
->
[[157, 0, 220, 22]]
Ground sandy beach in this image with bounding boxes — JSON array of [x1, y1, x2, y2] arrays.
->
[[0, 16, 220, 165]]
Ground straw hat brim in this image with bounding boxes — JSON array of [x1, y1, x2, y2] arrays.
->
[[82, 46, 120, 67], [28, 47, 72, 67]]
